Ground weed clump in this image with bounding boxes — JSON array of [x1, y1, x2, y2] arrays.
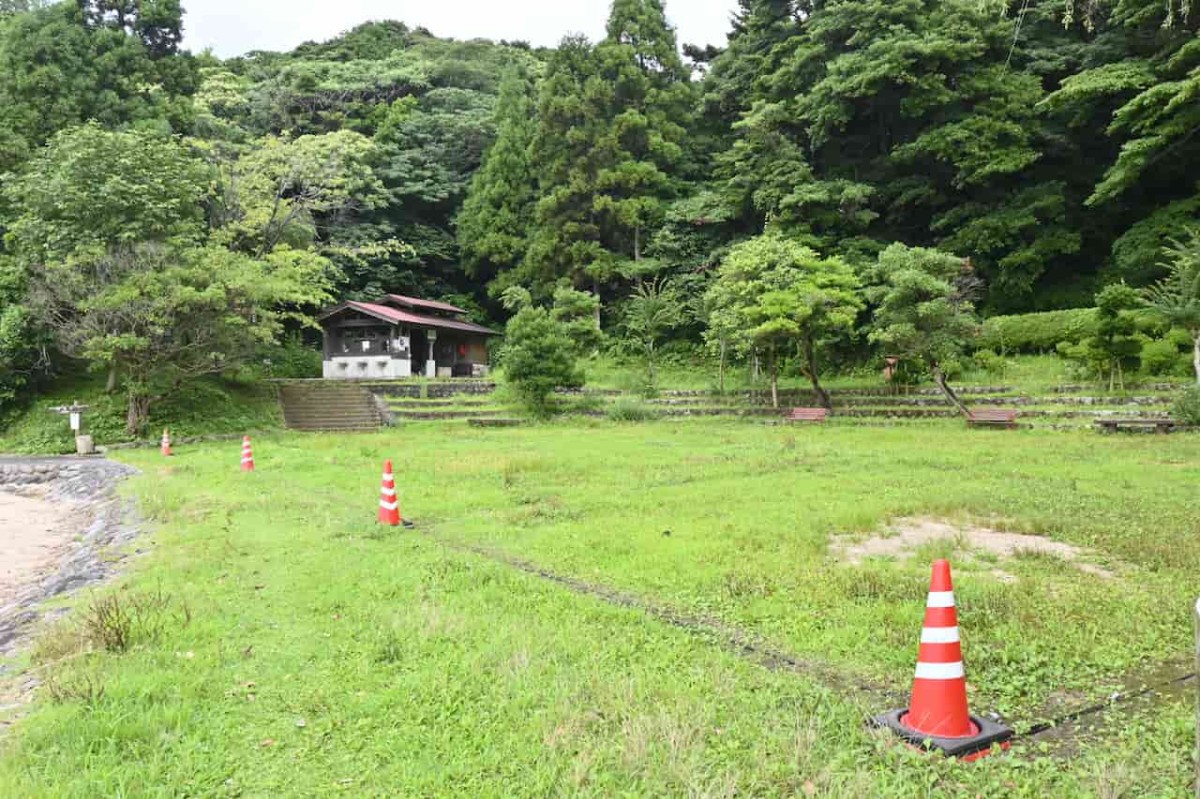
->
[[32, 588, 189, 664], [605, 398, 660, 422], [1172, 386, 1200, 426]]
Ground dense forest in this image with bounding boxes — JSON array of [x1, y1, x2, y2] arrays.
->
[[0, 0, 1198, 427]]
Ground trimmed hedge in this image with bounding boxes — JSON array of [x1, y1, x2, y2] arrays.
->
[[978, 309, 1098, 353]]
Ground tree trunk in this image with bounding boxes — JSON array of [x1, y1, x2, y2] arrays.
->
[[718, 339, 726, 395], [802, 336, 832, 410], [592, 280, 602, 331], [1193, 332, 1200, 385], [126, 393, 152, 436], [770, 354, 779, 409], [932, 364, 970, 417], [105, 363, 119, 394], [646, 340, 656, 389], [633, 226, 642, 289]]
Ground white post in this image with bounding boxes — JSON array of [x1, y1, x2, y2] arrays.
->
[[426, 331, 437, 378]]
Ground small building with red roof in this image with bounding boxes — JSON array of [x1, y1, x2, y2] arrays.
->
[[317, 294, 499, 380]]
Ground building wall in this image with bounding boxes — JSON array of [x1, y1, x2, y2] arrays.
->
[[323, 356, 413, 380]]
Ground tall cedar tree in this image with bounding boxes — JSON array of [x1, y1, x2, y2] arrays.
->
[[456, 64, 538, 288], [525, 0, 692, 323]]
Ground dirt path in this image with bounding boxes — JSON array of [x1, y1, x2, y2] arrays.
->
[[0, 491, 80, 608]]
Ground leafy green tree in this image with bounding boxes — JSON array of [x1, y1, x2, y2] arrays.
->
[[5, 122, 333, 431], [0, 256, 42, 417], [0, 1, 197, 168], [77, 0, 185, 57], [867, 244, 979, 415], [29, 243, 331, 432], [212, 130, 386, 255], [1142, 230, 1200, 384], [711, 0, 1090, 309], [623, 278, 683, 390], [456, 64, 538, 287], [706, 233, 862, 409], [1042, 1, 1200, 292], [1087, 283, 1143, 390], [6, 122, 210, 261], [501, 306, 585, 417]]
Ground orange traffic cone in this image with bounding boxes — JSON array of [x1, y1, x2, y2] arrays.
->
[[378, 459, 400, 526], [872, 560, 1012, 760], [161, 428, 173, 457], [241, 436, 255, 472]]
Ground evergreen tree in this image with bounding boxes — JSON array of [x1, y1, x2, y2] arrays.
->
[[456, 64, 538, 288], [523, 36, 610, 308], [525, 0, 693, 323]]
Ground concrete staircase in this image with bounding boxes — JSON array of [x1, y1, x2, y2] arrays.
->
[[277, 382, 383, 432]]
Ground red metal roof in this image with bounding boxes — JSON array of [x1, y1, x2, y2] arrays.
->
[[333, 301, 499, 336], [382, 294, 468, 315]]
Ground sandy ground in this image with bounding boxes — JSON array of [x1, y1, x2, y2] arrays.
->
[[0, 490, 76, 607]]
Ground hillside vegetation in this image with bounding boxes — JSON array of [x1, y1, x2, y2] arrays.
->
[[1, 1, 1199, 433]]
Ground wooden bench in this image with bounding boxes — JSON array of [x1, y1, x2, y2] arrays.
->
[[1095, 418, 1178, 434], [787, 408, 829, 423], [967, 409, 1019, 429]]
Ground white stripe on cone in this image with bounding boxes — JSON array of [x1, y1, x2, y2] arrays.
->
[[926, 591, 955, 608], [914, 661, 966, 680], [381, 488, 397, 497], [380, 500, 399, 511], [920, 626, 960, 644], [382, 473, 394, 482]]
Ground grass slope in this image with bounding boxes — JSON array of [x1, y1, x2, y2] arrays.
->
[[0, 377, 283, 455], [1, 420, 1195, 796]]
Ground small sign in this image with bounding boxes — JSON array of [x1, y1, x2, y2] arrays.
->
[[48, 401, 89, 434]]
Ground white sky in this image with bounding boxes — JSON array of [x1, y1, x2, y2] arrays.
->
[[183, 0, 740, 57]]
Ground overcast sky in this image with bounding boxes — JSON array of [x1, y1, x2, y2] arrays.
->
[[183, 0, 740, 58]]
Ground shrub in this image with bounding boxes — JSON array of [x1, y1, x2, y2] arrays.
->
[[500, 307, 584, 417], [1141, 339, 1186, 376], [979, 308, 1098, 353], [605, 397, 660, 422], [1173, 387, 1200, 426], [971, 350, 1009, 376], [261, 334, 322, 379]]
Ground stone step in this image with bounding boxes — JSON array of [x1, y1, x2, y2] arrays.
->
[[284, 413, 381, 423], [384, 398, 495, 408], [284, 417, 381, 429], [392, 409, 507, 421], [278, 383, 382, 432]]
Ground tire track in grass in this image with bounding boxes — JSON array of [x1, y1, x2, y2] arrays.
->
[[415, 526, 1197, 754], [414, 526, 905, 709]]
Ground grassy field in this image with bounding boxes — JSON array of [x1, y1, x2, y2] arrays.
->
[[1, 419, 1197, 796]]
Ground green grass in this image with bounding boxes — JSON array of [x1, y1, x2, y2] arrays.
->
[[1, 419, 1196, 796]]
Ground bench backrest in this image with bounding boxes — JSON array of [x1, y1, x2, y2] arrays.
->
[[789, 408, 829, 421], [968, 409, 1018, 422]]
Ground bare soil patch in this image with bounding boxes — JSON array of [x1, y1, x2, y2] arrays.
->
[[0, 491, 82, 607], [831, 516, 1115, 580]]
